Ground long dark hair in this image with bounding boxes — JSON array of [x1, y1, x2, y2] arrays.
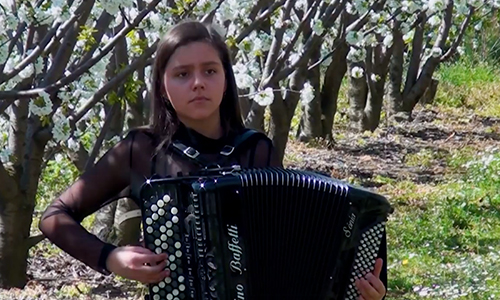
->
[[149, 20, 244, 151]]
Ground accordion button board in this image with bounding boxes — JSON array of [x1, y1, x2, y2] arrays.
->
[[140, 167, 392, 300]]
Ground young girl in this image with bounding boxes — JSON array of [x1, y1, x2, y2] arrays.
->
[[39, 20, 386, 300]]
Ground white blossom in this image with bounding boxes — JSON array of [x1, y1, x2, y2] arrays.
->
[[428, 0, 445, 12], [67, 137, 80, 152], [351, 66, 364, 79], [29, 91, 53, 116], [253, 87, 274, 106], [0, 147, 11, 163], [300, 82, 315, 105], [431, 47, 443, 58], [233, 63, 254, 89], [347, 47, 366, 62], [312, 19, 324, 36], [346, 31, 363, 46], [52, 117, 71, 143], [383, 35, 393, 48]]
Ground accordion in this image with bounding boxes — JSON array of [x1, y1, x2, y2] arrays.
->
[[139, 166, 392, 300]]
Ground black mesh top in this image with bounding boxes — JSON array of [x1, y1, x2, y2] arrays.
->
[[39, 124, 281, 275]]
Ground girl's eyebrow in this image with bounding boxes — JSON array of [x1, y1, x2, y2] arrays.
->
[[171, 61, 221, 70]]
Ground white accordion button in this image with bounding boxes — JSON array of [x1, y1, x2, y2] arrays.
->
[[155, 247, 162, 254], [146, 226, 153, 234], [146, 218, 153, 225], [157, 199, 164, 207], [151, 204, 158, 212], [178, 276, 185, 283], [165, 277, 172, 284], [159, 281, 165, 288], [171, 207, 178, 215], [162, 243, 168, 250], [175, 242, 181, 249], [152, 286, 159, 293], [152, 213, 159, 221], [167, 295, 173, 300], [175, 250, 182, 257], [179, 284, 185, 291], [158, 208, 165, 216], [170, 263, 177, 271], [153, 295, 160, 300], [166, 221, 173, 228], [172, 216, 179, 223], [167, 229, 174, 237], [163, 194, 171, 202], [172, 289, 179, 296], [160, 225, 166, 233], [169, 255, 176, 262]]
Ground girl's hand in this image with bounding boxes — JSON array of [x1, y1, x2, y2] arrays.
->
[[106, 246, 170, 284], [355, 258, 386, 300]]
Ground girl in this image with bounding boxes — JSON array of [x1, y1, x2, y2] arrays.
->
[[39, 20, 386, 300]]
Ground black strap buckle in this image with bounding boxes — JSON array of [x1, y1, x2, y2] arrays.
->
[[220, 145, 234, 156], [183, 146, 200, 159]]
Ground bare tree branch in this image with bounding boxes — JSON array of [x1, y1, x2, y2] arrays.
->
[[70, 43, 156, 125], [68, 12, 114, 71], [0, 24, 25, 76], [0, 0, 161, 100], [0, 21, 65, 84], [235, 0, 286, 44], [0, 99, 15, 115], [42, 0, 96, 86], [268, 0, 348, 84], [403, 12, 426, 97], [272, 0, 321, 75], [84, 102, 119, 171], [441, 5, 475, 62]]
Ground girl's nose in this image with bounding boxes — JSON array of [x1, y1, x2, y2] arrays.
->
[[192, 72, 205, 90]]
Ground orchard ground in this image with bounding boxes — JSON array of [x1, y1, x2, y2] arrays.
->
[[3, 58, 500, 299]]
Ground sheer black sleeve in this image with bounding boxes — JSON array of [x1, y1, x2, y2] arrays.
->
[[240, 134, 283, 168], [38, 130, 153, 275]]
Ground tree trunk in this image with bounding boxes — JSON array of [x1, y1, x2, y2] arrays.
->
[[364, 79, 385, 131], [0, 194, 33, 288], [269, 70, 306, 160], [420, 78, 439, 105], [347, 62, 368, 131], [244, 102, 266, 132], [297, 47, 322, 142], [386, 27, 407, 121], [320, 42, 349, 141]]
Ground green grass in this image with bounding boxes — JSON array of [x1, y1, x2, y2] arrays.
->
[[435, 58, 500, 116], [385, 148, 500, 299]]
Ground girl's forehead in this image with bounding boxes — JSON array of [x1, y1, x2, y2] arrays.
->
[[167, 42, 222, 68]]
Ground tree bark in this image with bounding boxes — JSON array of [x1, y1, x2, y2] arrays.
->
[[297, 46, 322, 142], [320, 42, 349, 141], [347, 62, 368, 131]]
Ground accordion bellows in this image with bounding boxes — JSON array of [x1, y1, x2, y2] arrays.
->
[[140, 167, 392, 300]]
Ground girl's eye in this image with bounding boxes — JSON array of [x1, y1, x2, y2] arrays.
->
[[176, 72, 188, 78], [206, 69, 217, 75]]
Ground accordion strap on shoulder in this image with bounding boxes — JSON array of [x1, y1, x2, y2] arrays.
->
[[169, 129, 264, 167]]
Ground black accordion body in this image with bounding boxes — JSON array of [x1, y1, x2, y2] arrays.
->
[[139, 166, 392, 300]]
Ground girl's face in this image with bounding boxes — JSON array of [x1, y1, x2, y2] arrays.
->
[[163, 41, 226, 126]]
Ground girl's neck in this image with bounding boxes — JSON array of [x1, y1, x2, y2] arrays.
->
[[178, 115, 223, 140]]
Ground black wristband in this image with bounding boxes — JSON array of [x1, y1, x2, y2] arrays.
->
[[98, 243, 117, 275]]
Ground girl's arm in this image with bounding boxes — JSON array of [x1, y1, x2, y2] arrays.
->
[[38, 131, 147, 274]]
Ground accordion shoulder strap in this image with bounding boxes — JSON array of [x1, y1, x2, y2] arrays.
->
[[169, 129, 264, 168]]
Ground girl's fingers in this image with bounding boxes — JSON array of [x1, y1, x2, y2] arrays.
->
[[365, 273, 386, 295], [373, 258, 383, 278], [356, 278, 382, 300]]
